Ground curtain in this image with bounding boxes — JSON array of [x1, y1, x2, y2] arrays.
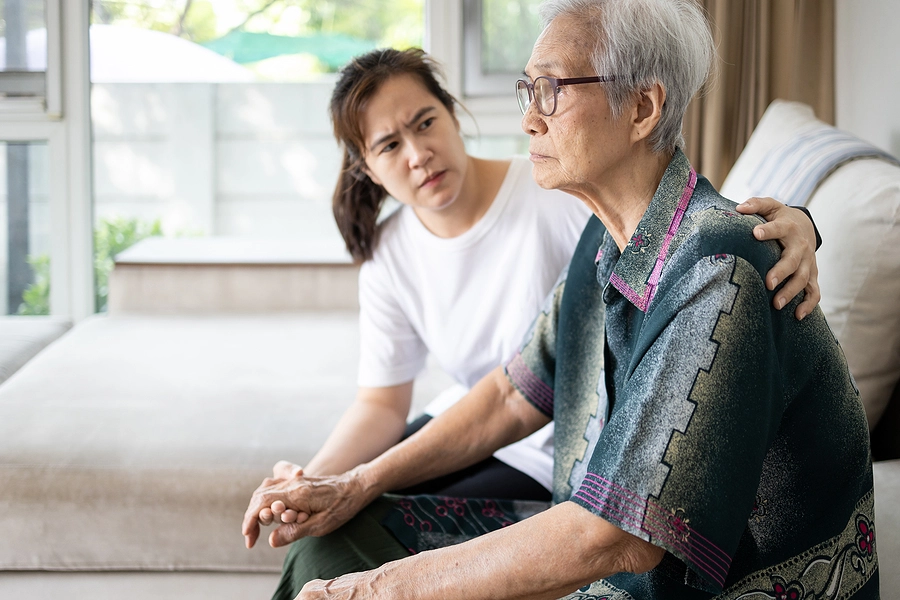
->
[[683, 0, 835, 188]]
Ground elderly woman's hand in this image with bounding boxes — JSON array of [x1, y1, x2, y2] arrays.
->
[[736, 197, 820, 320], [242, 465, 374, 550], [297, 571, 381, 600]]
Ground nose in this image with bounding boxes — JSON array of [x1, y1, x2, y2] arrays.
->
[[407, 138, 433, 169], [521, 102, 547, 137]]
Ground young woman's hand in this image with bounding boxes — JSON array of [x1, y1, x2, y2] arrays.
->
[[736, 197, 820, 320]]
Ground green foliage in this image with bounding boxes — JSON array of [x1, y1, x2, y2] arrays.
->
[[15, 217, 164, 315], [482, 0, 543, 74], [91, 0, 424, 69], [94, 217, 163, 313], [16, 254, 50, 316]]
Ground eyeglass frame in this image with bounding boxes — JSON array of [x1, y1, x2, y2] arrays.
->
[[516, 75, 617, 117]]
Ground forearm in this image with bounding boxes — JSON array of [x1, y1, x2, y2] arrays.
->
[[305, 383, 413, 476], [307, 502, 663, 600], [244, 368, 548, 548], [359, 366, 547, 496]]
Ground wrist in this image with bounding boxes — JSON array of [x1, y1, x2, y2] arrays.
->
[[348, 462, 385, 504]]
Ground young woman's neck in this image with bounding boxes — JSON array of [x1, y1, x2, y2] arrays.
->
[[413, 156, 509, 239]]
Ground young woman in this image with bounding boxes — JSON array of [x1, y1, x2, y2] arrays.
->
[[253, 47, 820, 519]]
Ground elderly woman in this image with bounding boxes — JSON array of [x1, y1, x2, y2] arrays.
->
[[243, 0, 877, 597]]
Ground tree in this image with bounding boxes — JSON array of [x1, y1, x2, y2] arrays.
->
[[91, 0, 424, 51]]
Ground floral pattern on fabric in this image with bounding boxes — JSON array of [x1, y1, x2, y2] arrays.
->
[[380, 494, 548, 554], [719, 451, 878, 599]]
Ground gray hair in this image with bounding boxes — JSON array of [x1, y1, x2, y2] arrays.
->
[[539, 0, 714, 154]]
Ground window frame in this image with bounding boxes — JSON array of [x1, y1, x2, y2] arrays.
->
[[0, 0, 92, 319], [427, 0, 527, 137]]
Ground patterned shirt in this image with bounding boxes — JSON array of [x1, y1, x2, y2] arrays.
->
[[505, 150, 878, 598]]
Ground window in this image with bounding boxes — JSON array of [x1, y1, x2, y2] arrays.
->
[[0, 0, 62, 115], [462, 0, 542, 98], [0, 0, 538, 319], [0, 140, 49, 314], [88, 1, 425, 310]]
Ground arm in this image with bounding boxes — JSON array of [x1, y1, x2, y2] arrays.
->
[[305, 382, 414, 476], [735, 196, 820, 319], [241, 366, 549, 549], [298, 502, 663, 600]]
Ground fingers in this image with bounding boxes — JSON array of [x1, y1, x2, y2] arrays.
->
[[269, 500, 301, 523], [794, 265, 820, 320], [736, 196, 783, 219], [765, 241, 802, 291], [268, 513, 311, 547], [242, 483, 281, 548], [751, 221, 790, 244], [772, 269, 807, 311], [243, 519, 260, 549], [272, 460, 304, 480]]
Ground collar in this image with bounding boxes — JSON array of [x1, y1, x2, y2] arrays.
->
[[605, 149, 697, 312]]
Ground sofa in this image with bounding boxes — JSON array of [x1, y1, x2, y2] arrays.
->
[[0, 99, 897, 598]]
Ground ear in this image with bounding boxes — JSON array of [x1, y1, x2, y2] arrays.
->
[[451, 109, 461, 133], [631, 82, 665, 144], [360, 162, 382, 186]]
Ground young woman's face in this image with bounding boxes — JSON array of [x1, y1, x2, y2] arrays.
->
[[360, 74, 468, 213]]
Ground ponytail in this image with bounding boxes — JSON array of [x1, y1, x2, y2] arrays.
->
[[332, 150, 388, 263]]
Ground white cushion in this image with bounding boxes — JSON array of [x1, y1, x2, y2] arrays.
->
[[721, 100, 900, 428], [0, 313, 452, 572]]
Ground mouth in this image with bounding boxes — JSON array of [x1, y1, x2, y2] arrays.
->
[[420, 170, 447, 188], [529, 152, 551, 162]]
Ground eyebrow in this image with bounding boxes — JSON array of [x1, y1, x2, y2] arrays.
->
[[368, 106, 437, 153]]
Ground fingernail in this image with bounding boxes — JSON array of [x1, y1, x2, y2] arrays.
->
[[770, 277, 778, 288], [798, 311, 806, 321], [775, 298, 785, 309]]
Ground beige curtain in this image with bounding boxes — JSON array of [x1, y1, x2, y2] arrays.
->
[[683, 0, 835, 188]]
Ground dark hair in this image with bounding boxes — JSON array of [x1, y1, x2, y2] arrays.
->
[[330, 48, 457, 263]]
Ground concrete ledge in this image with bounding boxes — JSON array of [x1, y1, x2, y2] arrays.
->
[[109, 263, 359, 313], [109, 237, 360, 313]]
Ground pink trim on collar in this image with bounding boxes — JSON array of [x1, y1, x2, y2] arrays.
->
[[611, 169, 698, 312]]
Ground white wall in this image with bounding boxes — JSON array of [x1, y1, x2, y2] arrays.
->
[[91, 82, 527, 243], [835, 0, 900, 157]]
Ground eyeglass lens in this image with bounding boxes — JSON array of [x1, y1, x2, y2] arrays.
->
[[516, 77, 557, 116]]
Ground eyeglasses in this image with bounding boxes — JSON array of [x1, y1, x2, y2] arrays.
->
[[516, 75, 617, 117]]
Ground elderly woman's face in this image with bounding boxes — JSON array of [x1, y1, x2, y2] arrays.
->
[[521, 14, 633, 195]]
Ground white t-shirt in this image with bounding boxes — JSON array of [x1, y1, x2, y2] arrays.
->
[[357, 156, 591, 490]]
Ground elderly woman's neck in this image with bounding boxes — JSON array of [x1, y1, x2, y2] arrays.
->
[[575, 150, 672, 252]]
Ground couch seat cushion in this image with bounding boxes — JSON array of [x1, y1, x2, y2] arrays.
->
[[0, 313, 451, 572]]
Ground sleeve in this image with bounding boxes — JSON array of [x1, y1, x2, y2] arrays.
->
[[503, 266, 568, 419], [570, 255, 785, 593], [356, 258, 427, 387]]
